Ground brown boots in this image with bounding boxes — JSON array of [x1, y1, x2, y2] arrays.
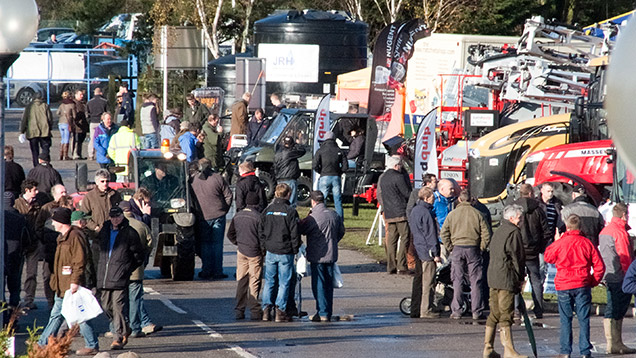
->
[[60, 144, 71, 160], [483, 325, 501, 358], [604, 318, 636, 354]]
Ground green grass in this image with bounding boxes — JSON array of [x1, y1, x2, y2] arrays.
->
[[523, 285, 609, 305]]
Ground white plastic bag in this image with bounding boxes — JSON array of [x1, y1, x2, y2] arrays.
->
[[332, 263, 344, 289], [61, 286, 103, 326], [296, 244, 308, 276], [18, 134, 26, 144]]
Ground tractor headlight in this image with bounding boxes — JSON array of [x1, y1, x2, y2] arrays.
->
[[163, 152, 174, 159], [177, 153, 187, 161], [170, 198, 186, 209]]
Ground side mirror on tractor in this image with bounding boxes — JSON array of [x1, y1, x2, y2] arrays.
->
[[76, 162, 88, 192]]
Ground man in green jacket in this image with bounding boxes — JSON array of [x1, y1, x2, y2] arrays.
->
[[20, 92, 53, 167], [201, 114, 224, 169], [184, 94, 210, 127], [441, 189, 491, 320], [483, 204, 526, 358]]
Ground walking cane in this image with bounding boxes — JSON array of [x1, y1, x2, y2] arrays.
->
[[517, 293, 538, 358]]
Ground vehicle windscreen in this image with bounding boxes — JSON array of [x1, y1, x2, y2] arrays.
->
[[137, 158, 186, 209], [260, 112, 291, 144]]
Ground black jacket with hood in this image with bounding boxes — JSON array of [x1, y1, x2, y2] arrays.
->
[[513, 197, 551, 260], [313, 139, 348, 176], [274, 145, 306, 180], [259, 198, 301, 255]]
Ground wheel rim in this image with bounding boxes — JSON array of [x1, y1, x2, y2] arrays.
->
[[297, 183, 310, 203]]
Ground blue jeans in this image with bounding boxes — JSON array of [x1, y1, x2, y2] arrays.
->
[[143, 133, 159, 149], [58, 124, 70, 144], [262, 252, 294, 311], [310, 262, 334, 318], [38, 295, 99, 349], [199, 216, 226, 276], [279, 179, 297, 208], [557, 287, 592, 355], [318, 175, 343, 218], [129, 280, 152, 333]]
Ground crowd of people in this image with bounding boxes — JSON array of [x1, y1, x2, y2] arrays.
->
[[381, 158, 636, 358], [18, 88, 636, 358]]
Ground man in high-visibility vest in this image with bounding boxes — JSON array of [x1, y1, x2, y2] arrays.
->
[[108, 120, 141, 179]]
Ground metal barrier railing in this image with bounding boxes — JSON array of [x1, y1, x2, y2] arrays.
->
[[5, 47, 137, 110]]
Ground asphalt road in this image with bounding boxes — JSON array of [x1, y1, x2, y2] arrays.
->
[[5, 110, 636, 358]]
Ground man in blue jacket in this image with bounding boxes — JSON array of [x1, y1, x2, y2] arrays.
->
[[408, 187, 440, 318], [93, 112, 118, 170]]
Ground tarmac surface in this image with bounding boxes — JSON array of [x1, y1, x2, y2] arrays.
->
[[4, 110, 636, 357]]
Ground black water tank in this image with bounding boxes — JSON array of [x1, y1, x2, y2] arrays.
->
[[253, 10, 368, 96], [207, 51, 253, 115]]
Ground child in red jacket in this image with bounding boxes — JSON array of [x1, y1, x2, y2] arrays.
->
[[545, 214, 605, 358]]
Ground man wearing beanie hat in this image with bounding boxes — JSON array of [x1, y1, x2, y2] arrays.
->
[[227, 192, 265, 320], [274, 136, 306, 208], [96, 206, 145, 350], [26, 153, 63, 202], [38, 208, 100, 356], [300, 191, 345, 322], [313, 131, 348, 218]]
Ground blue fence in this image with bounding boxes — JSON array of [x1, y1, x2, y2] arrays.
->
[[5, 48, 137, 110]]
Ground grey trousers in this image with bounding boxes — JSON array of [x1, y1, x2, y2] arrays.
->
[[450, 246, 484, 317], [386, 221, 410, 273], [100, 288, 130, 343]]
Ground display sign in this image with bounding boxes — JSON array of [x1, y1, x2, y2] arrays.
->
[[313, 95, 330, 189], [413, 109, 438, 187], [258, 43, 319, 83]]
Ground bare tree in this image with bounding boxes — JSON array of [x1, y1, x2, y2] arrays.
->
[[417, 0, 475, 32], [239, 0, 255, 53], [344, 0, 364, 21], [373, 0, 404, 25], [194, 0, 219, 58]]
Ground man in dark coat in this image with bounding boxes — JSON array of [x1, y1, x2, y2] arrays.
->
[[274, 137, 306, 208], [96, 206, 145, 350], [87, 87, 109, 160], [299, 191, 345, 322], [184, 94, 210, 127], [512, 183, 551, 319], [313, 131, 348, 218], [408, 187, 440, 319], [259, 183, 301, 323], [484, 204, 526, 358], [227, 194, 264, 320], [560, 186, 605, 245], [346, 128, 365, 168], [118, 83, 135, 127], [26, 153, 63, 202], [247, 109, 270, 146], [377, 155, 411, 274], [4, 201, 28, 316], [4, 145, 25, 200], [235, 161, 267, 212]]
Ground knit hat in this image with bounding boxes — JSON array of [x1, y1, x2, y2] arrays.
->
[[51, 208, 72, 225], [38, 152, 50, 162], [70, 210, 90, 222]]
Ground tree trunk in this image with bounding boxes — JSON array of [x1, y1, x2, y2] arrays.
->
[[195, 0, 219, 59], [241, 0, 254, 53], [212, 0, 224, 58]]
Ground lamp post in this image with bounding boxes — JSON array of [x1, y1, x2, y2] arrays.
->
[[0, 0, 39, 304]]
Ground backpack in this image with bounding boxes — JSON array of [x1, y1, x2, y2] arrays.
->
[[160, 124, 176, 143]]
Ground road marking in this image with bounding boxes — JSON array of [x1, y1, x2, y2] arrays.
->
[[159, 297, 187, 314], [144, 286, 160, 295], [227, 345, 258, 358], [148, 286, 257, 357], [192, 320, 223, 338]]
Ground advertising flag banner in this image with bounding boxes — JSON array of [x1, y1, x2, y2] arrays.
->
[[413, 109, 438, 188], [313, 95, 331, 189], [368, 20, 429, 121]]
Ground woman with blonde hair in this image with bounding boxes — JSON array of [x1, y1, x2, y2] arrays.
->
[[56, 90, 75, 160]]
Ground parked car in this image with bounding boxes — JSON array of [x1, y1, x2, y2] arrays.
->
[[35, 27, 74, 42]]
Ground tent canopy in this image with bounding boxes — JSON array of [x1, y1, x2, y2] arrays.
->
[[336, 67, 371, 108]]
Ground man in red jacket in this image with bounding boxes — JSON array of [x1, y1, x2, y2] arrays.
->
[[545, 214, 605, 358], [599, 203, 636, 354]]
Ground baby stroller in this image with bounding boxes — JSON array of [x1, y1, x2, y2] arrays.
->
[[399, 260, 471, 316]]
